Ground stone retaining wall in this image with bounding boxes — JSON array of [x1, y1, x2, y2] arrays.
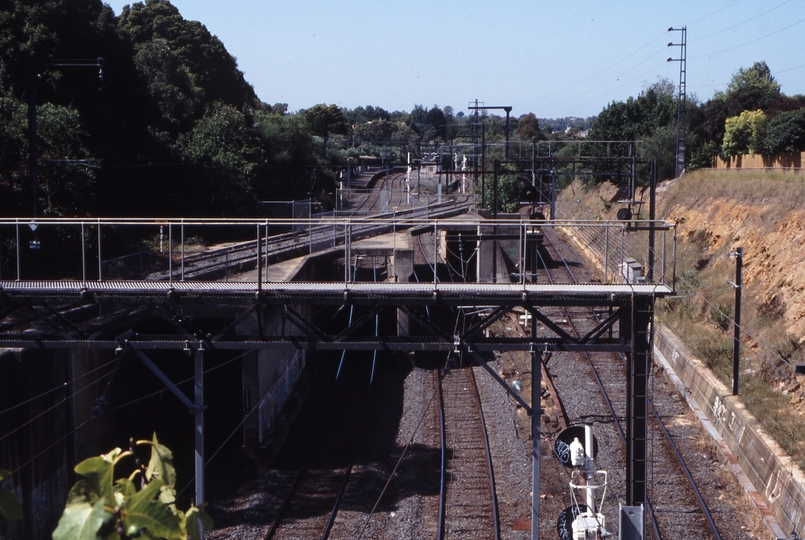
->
[[654, 324, 805, 538]]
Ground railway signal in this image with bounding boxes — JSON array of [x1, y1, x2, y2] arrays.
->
[[555, 424, 611, 539]]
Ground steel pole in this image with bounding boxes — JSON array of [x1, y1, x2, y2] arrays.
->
[[732, 247, 743, 395], [531, 314, 541, 540], [28, 74, 38, 217], [194, 345, 205, 539]]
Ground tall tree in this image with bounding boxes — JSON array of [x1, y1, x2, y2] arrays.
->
[[514, 113, 544, 141], [763, 107, 805, 153], [117, 0, 255, 109], [303, 103, 347, 137]]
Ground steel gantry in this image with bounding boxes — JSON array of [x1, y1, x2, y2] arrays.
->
[[0, 212, 673, 539], [0, 277, 668, 539]]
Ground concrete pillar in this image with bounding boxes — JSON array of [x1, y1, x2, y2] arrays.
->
[[394, 249, 414, 337]]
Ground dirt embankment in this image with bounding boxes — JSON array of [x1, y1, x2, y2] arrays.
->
[[658, 173, 805, 341], [559, 171, 805, 344]]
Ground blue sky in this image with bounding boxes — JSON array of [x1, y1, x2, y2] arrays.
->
[[105, 0, 805, 119]]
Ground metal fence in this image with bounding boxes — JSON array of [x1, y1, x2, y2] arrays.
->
[[0, 216, 675, 289]]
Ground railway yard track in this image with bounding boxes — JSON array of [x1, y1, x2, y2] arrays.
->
[[437, 366, 500, 539], [204, 182, 771, 539], [144, 171, 472, 282]]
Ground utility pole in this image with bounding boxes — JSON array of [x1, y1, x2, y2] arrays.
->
[[27, 71, 38, 216], [26, 58, 105, 217], [468, 103, 513, 158], [668, 27, 687, 178], [730, 247, 743, 395]]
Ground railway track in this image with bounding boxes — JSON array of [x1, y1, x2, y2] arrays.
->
[[437, 365, 500, 539], [146, 174, 472, 282], [263, 261, 384, 540], [261, 355, 376, 540], [534, 227, 762, 539]]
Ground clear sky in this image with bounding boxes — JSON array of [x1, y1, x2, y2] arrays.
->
[[104, 0, 805, 119]]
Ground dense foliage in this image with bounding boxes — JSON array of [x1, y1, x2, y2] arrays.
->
[[0, 0, 321, 218], [1, 1, 803, 220], [586, 63, 805, 183]]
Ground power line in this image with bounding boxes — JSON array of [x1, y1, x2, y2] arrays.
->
[[542, 59, 669, 115], [689, 0, 793, 41], [516, 30, 669, 111], [691, 18, 805, 59], [0, 356, 115, 418], [0, 366, 116, 445], [682, 0, 746, 26], [8, 417, 94, 479]]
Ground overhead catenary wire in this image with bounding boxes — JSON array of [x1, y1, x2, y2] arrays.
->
[[8, 416, 95, 479], [689, 0, 793, 42], [690, 17, 805, 60], [0, 354, 118, 418], [649, 242, 795, 375], [112, 348, 254, 412], [0, 362, 119, 446]]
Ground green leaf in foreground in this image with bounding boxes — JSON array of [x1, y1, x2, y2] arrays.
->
[[145, 433, 176, 487], [121, 479, 183, 539], [52, 498, 110, 540], [184, 505, 214, 540]]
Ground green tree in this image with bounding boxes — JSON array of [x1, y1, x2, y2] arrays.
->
[[642, 124, 677, 180], [117, 0, 255, 108], [722, 61, 781, 98], [423, 105, 447, 140], [133, 38, 204, 131], [514, 113, 544, 141], [764, 107, 805, 153], [255, 110, 318, 199], [588, 86, 675, 143], [706, 62, 783, 145], [475, 163, 527, 214], [407, 104, 428, 137], [175, 102, 262, 214], [355, 119, 397, 142], [722, 109, 767, 156], [587, 83, 677, 177], [0, 85, 97, 216], [303, 104, 347, 137], [35, 103, 98, 216], [52, 434, 212, 540]]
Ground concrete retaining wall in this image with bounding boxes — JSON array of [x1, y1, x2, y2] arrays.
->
[[654, 324, 805, 538]]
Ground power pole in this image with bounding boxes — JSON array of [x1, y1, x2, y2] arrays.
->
[[668, 27, 687, 178], [468, 103, 513, 158], [730, 247, 743, 395], [26, 58, 105, 217]]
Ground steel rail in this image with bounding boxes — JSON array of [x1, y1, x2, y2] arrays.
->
[[320, 263, 381, 540], [539, 231, 664, 540], [435, 365, 501, 540], [542, 230, 722, 540], [437, 368, 448, 540], [469, 365, 502, 539], [153, 197, 475, 281]]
